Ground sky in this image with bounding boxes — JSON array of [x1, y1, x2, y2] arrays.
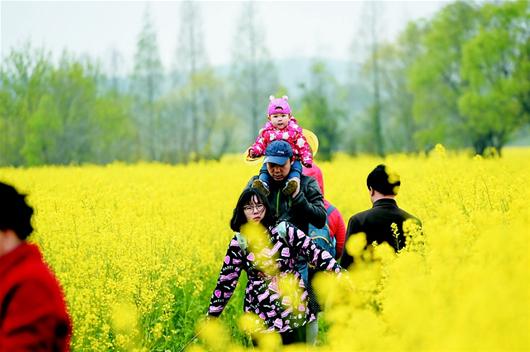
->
[[1, 1, 449, 72]]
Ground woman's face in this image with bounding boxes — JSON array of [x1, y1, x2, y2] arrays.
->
[[243, 195, 266, 223]]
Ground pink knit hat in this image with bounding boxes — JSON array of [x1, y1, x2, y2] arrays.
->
[[267, 95, 291, 116]]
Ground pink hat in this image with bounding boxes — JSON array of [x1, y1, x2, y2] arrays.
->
[[267, 95, 291, 116]]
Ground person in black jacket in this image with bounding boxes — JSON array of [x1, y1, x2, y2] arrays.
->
[[341, 164, 422, 269], [246, 140, 326, 235]]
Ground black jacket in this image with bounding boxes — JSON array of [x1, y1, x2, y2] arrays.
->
[[246, 175, 326, 235], [341, 198, 421, 268]]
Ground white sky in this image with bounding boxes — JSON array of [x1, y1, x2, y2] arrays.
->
[[1, 0, 449, 71]]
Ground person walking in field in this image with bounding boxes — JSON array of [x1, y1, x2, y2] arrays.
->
[[207, 188, 342, 345], [249, 136, 334, 343], [247, 95, 314, 196], [341, 164, 422, 269], [302, 146, 346, 259], [243, 140, 329, 344], [246, 140, 326, 236], [0, 181, 72, 351]]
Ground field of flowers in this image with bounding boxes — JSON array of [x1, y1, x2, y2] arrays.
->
[[1, 145, 529, 351]]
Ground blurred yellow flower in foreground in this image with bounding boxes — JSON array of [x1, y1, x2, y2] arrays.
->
[[0, 147, 528, 350]]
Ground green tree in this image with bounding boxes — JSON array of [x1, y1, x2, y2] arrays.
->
[[230, 1, 278, 144], [377, 21, 427, 153], [459, 0, 530, 155], [22, 94, 62, 165], [189, 69, 232, 160], [92, 93, 135, 163], [163, 68, 227, 163], [298, 61, 343, 161], [0, 45, 52, 165], [343, 54, 369, 155], [47, 56, 101, 163], [409, 1, 480, 151], [1, 45, 135, 166]]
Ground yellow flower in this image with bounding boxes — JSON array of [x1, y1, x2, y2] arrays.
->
[[345, 232, 367, 259], [2, 147, 528, 350]]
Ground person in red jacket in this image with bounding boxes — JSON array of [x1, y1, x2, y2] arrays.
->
[[0, 181, 72, 351], [302, 162, 346, 345], [303, 163, 346, 257]]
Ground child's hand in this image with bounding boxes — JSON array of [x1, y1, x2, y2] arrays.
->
[[247, 149, 259, 160], [292, 178, 301, 198]]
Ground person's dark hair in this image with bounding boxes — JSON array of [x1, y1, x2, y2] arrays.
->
[[230, 188, 276, 232], [0, 182, 34, 240], [366, 164, 401, 196]]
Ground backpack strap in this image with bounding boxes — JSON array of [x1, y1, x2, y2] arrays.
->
[[275, 221, 289, 240], [326, 205, 335, 216], [235, 232, 248, 255]]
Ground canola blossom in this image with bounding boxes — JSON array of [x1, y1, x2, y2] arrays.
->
[[0, 146, 529, 351]]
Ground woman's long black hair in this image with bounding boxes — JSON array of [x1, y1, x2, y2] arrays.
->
[[230, 188, 276, 232]]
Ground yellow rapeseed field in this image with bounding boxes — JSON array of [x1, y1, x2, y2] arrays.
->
[[1, 146, 529, 351]]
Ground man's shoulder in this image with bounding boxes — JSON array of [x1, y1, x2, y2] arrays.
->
[[300, 174, 317, 187], [352, 204, 421, 226], [399, 208, 422, 226], [300, 175, 322, 194], [349, 208, 374, 223], [246, 175, 259, 188]]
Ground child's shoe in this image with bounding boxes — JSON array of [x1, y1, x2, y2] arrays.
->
[[252, 179, 270, 196], [282, 177, 300, 196]]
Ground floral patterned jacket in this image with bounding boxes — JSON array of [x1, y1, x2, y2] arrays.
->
[[207, 222, 341, 333], [249, 118, 313, 167]]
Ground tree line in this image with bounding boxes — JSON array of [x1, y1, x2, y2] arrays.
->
[[0, 0, 528, 166]]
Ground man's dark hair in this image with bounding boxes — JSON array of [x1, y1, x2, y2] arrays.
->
[[366, 164, 401, 196], [0, 181, 34, 240], [230, 188, 276, 232]]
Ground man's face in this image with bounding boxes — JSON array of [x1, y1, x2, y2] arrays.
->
[[266, 160, 292, 182]]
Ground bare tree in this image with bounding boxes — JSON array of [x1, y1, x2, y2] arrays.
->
[[366, 1, 385, 157], [131, 5, 164, 160], [172, 1, 209, 161], [107, 48, 124, 95], [351, 1, 386, 156], [231, 2, 278, 144]]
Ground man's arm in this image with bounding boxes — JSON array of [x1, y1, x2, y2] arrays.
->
[[291, 177, 326, 229]]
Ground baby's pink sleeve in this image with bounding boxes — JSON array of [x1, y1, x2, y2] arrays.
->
[[296, 133, 313, 167], [249, 125, 270, 157], [287, 120, 313, 167]]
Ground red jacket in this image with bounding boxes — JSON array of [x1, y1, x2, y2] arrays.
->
[[303, 164, 346, 258], [0, 243, 71, 351]]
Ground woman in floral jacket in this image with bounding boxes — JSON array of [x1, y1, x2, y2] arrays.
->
[[207, 188, 341, 345]]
